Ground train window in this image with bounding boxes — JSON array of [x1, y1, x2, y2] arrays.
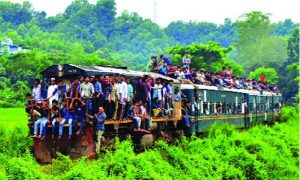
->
[[233, 104, 237, 114], [249, 103, 253, 112], [227, 104, 232, 114], [222, 103, 226, 114], [210, 103, 214, 114], [203, 102, 209, 115]]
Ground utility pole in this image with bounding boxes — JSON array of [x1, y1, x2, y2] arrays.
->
[[153, 0, 157, 23]]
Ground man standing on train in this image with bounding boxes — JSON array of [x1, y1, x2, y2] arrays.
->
[[79, 75, 94, 116], [92, 74, 103, 114], [182, 53, 191, 69], [33, 79, 42, 106], [46, 79, 67, 109], [46, 78, 58, 107], [119, 75, 128, 120], [70, 78, 81, 99]]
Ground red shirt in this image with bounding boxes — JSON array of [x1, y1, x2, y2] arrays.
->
[[260, 75, 265, 83]]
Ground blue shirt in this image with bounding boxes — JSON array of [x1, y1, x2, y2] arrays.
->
[[93, 81, 103, 95], [152, 102, 163, 109], [73, 105, 84, 117], [60, 108, 73, 119], [159, 66, 167, 75], [174, 93, 180, 102], [166, 85, 172, 95], [93, 112, 106, 131], [105, 84, 112, 100], [52, 85, 66, 95], [162, 57, 170, 65]]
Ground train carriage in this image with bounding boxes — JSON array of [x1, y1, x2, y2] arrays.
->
[[31, 64, 282, 163]]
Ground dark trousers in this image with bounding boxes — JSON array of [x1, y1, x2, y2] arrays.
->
[[107, 101, 116, 119], [99, 96, 104, 108], [104, 100, 110, 118]]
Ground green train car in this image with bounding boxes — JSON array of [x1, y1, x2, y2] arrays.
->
[[181, 84, 282, 134]]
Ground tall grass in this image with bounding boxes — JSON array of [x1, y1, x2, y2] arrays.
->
[[0, 106, 298, 179]]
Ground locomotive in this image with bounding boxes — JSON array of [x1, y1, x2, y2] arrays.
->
[[29, 64, 282, 163]]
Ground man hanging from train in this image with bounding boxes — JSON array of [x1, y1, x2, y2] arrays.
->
[[86, 106, 106, 155], [70, 98, 86, 135], [181, 101, 191, 128], [46, 78, 58, 107], [79, 75, 94, 117], [104, 75, 112, 119], [58, 99, 74, 139]]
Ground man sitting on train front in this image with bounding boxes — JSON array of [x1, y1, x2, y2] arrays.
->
[[138, 101, 151, 133], [70, 98, 86, 135], [79, 75, 94, 117], [58, 99, 74, 139], [152, 97, 167, 117]]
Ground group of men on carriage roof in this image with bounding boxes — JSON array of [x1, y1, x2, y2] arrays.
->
[[148, 53, 280, 93]]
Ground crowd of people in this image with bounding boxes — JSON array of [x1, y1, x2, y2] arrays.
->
[[147, 54, 280, 93], [26, 74, 177, 154]]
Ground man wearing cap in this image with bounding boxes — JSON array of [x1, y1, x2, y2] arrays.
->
[[46, 78, 58, 107], [182, 53, 191, 69]]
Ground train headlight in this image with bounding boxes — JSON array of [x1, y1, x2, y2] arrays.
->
[[58, 65, 63, 71]]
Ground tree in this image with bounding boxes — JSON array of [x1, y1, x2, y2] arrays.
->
[[248, 67, 279, 84], [167, 41, 244, 76]]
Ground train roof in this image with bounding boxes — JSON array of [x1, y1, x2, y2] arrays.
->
[[181, 83, 282, 97], [41, 64, 180, 82]]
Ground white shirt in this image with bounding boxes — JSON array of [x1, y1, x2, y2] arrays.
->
[[120, 81, 128, 99], [153, 84, 163, 100], [47, 84, 58, 106], [33, 84, 42, 103]]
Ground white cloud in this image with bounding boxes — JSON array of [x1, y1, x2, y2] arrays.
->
[[7, 0, 300, 27]]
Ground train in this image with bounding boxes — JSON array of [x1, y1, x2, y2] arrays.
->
[[29, 64, 282, 163]]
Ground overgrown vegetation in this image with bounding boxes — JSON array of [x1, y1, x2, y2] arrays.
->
[[0, 106, 298, 179]]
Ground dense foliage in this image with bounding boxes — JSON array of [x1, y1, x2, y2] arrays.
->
[[248, 67, 279, 84], [0, 0, 299, 107], [0, 106, 298, 179]]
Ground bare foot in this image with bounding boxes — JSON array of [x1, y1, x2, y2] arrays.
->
[[32, 135, 39, 138], [76, 131, 80, 135], [186, 124, 190, 128], [38, 134, 42, 139], [68, 135, 72, 139], [58, 135, 61, 139], [40, 136, 45, 140], [52, 135, 54, 139]]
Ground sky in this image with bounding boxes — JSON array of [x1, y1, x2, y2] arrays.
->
[[6, 0, 300, 27]]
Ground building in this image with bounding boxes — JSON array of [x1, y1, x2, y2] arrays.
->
[[0, 38, 28, 55]]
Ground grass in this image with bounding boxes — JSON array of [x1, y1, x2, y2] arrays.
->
[[0, 107, 298, 179], [0, 108, 28, 127]]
